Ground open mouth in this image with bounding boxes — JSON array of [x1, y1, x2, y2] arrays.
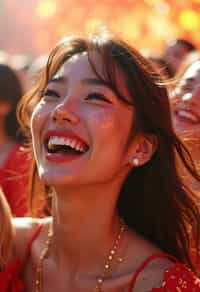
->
[[175, 109, 200, 124], [46, 136, 89, 155]]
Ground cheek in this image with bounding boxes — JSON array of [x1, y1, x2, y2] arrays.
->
[[87, 107, 133, 148], [194, 89, 200, 103], [86, 108, 121, 136]]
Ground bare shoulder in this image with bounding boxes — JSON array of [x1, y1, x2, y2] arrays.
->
[[122, 230, 175, 291], [128, 259, 174, 292], [12, 217, 50, 261], [133, 256, 174, 291]]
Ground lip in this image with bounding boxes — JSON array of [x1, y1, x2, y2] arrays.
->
[[175, 108, 200, 124], [43, 129, 89, 163], [46, 152, 83, 163]]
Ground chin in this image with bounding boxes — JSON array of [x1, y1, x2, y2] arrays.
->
[[40, 172, 73, 186], [39, 167, 85, 188]]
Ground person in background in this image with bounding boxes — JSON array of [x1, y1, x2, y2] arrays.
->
[[141, 50, 173, 79], [10, 54, 33, 92], [0, 63, 31, 217], [163, 38, 197, 76], [28, 54, 48, 86], [0, 34, 200, 291], [171, 52, 200, 270], [172, 51, 200, 165]]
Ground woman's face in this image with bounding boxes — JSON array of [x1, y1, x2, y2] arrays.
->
[[31, 52, 136, 187], [173, 60, 200, 134], [172, 60, 200, 170]]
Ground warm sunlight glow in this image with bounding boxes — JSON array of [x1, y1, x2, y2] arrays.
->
[[36, 0, 57, 19], [1, 0, 200, 55], [179, 9, 200, 31]]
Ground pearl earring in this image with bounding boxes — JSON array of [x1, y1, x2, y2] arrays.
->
[[131, 157, 140, 167]]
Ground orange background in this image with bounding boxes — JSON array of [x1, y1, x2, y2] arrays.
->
[[0, 0, 200, 56]]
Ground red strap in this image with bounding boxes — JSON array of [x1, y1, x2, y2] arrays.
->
[[128, 252, 178, 292], [20, 224, 43, 271]]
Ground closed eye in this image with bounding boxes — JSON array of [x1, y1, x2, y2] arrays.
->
[[181, 86, 193, 94], [41, 89, 60, 98], [85, 92, 112, 103]]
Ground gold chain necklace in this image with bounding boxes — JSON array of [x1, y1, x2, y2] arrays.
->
[[35, 220, 126, 292]]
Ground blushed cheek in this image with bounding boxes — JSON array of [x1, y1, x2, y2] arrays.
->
[[89, 108, 133, 150], [89, 109, 120, 131], [194, 89, 200, 104]]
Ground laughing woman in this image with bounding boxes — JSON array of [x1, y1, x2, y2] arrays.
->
[[172, 53, 200, 171], [0, 34, 200, 292]]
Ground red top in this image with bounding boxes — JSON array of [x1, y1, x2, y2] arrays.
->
[[0, 145, 31, 217], [0, 225, 200, 292], [128, 253, 200, 291], [0, 224, 42, 292]]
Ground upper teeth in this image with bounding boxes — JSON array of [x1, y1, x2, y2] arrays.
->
[[177, 110, 199, 122], [48, 136, 86, 152]]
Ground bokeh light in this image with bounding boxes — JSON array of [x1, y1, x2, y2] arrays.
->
[[179, 9, 200, 31], [36, 0, 57, 19], [0, 0, 199, 55]]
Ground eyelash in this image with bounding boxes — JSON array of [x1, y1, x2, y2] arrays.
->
[[85, 92, 111, 103], [42, 89, 60, 98], [41, 90, 111, 104], [179, 86, 191, 94]]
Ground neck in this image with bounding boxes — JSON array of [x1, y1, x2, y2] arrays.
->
[[50, 181, 124, 274]]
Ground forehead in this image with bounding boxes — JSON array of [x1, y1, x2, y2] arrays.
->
[[55, 52, 105, 80], [182, 61, 200, 81], [51, 51, 131, 100]]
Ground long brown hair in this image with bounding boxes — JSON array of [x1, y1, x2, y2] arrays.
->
[[17, 34, 200, 271]]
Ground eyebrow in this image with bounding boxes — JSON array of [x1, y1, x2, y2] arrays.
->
[[81, 78, 107, 86], [49, 76, 66, 84], [186, 78, 195, 83], [49, 77, 108, 88]]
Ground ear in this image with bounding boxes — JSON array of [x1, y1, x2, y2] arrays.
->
[[128, 134, 158, 167]]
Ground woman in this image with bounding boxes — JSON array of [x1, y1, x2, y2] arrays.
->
[[0, 34, 200, 291], [0, 64, 30, 217], [172, 54, 200, 135], [163, 38, 196, 76], [171, 55, 200, 270]]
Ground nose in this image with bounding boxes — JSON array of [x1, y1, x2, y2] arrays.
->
[[51, 99, 80, 125]]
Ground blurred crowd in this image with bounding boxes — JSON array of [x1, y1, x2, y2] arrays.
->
[[0, 36, 199, 218], [0, 51, 47, 217]]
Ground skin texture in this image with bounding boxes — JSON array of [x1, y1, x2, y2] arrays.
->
[[14, 52, 172, 292]]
